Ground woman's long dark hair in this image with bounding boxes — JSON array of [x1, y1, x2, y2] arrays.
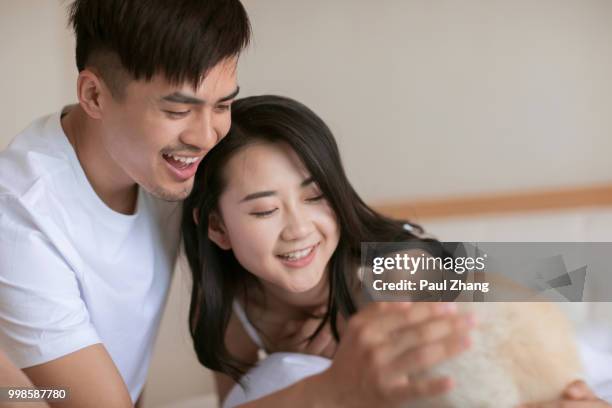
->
[[182, 95, 445, 381]]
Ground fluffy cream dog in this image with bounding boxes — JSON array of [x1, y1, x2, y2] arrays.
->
[[409, 302, 583, 408]]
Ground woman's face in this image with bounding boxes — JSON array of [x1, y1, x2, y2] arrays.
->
[[209, 142, 340, 294]]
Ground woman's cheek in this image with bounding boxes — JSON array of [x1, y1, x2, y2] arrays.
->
[[241, 216, 279, 252], [314, 205, 339, 235]]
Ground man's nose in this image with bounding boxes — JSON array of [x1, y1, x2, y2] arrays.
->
[[181, 111, 218, 152]]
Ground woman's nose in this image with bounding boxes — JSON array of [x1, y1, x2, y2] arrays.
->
[[280, 208, 315, 241]]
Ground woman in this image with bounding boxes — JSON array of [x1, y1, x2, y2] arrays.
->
[[181, 95, 607, 407]]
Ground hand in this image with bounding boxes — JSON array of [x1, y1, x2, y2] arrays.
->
[[274, 306, 339, 359], [315, 301, 475, 408], [517, 379, 611, 408]]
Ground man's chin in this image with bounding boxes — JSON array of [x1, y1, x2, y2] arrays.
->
[[147, 183, 193, 202]]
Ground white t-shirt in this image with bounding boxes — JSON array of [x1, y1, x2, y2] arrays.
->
[[0, 110, 181, 401]]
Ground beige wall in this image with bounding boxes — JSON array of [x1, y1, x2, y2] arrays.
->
[[238, 0, 612, 201], [0, 1, 76, 145], [143, 262, 215, 407], [2, 0, 611, 201]]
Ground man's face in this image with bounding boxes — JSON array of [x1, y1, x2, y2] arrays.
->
[[99, 57, 238, 201]]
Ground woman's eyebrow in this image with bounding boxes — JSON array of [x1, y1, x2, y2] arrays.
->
[[239, 177, 315, 203], [301, 177, 314, 187], [240, 190, 276, 202]]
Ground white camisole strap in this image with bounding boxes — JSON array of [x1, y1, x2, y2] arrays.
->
[[232, 300, 266, 350]]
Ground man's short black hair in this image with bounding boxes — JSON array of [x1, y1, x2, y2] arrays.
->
[[68, 0, 251, 96]]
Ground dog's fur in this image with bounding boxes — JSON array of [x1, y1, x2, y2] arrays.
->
[[409, 302, 583, 408]]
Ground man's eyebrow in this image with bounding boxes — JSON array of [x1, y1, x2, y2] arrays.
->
[[218, 86, 240, 103], [160, 92, 205, 105], [240, 177, 315, 203], [160, 86, 240, 105]]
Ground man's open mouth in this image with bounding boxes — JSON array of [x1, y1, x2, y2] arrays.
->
[[162, 153, 200, 170], [162, 153, 203, 181]]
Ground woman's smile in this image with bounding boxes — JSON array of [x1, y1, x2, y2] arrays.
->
[[277, 242, 320, 268]]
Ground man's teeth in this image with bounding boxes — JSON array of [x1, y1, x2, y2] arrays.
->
[[164, 153, 199, 164], [279, 246, 314, 261]]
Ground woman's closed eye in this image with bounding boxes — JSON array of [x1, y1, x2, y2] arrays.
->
[[306, 194, 324, 202], [249, 194, 325, 218], [250, 208, 278, 218]]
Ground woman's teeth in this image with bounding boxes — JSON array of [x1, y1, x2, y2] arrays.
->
[[279, 245, 315, 261], [163, 153, 199, 164]]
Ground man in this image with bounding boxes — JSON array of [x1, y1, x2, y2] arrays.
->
[[0, 1, 605, 408], [0, 1, 248, 405]]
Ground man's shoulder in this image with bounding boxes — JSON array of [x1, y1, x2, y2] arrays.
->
[[0, 111, 80, 249], [1, 112, 61, 159], [0, 112, 73, 199]]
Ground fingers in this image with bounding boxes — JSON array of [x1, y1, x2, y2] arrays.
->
[[518, 402, 609, 408], [390, 331, 471, 375], [517, 381, 609, 408], [563, 380, 599, 401], [353, 303, 475, 371], [348, 302, 459, 347], [340, 301, 474, 399], [385, 312, 476, 361], [325, 302, 475, 406], [388, 375, 454, 402], [402, 303, 459, 326], [516, 380, 608, 408]]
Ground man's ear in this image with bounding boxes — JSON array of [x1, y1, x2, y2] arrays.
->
[[208, 212, 232, 250], [76, 69, 107, 120]]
